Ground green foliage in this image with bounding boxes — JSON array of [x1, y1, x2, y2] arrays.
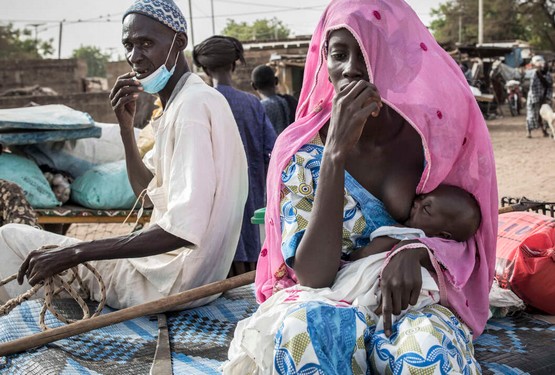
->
[[72, 45, 110, 77], [221, 18, 290, 41], [429, 2, 461, 45], [518, 0, 555, 50], [0, 23, 54, 60], [430, 0, 528, 45]]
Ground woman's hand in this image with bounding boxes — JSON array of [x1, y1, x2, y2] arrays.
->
[[326, 80, 382, 159], [109, 72, 143, 132], [379, 242, 430, 337], [17, 245, 81, 286]]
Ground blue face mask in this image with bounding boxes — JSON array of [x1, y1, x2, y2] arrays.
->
[[137, 33, 179, 94]]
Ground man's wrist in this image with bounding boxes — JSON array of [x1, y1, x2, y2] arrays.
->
[[71, 243, 89, 264], [120, 126, 136, 138]]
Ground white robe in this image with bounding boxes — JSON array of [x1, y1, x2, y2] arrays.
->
[[0, 73, 248, 309]]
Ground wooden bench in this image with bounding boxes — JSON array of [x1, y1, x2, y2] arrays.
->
[[35, 204, 152, 225]]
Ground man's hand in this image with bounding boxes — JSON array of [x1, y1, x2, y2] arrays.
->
[[379, 242, 429, 337], [109, 72, 143, 132], [17, 245, 80, 286]]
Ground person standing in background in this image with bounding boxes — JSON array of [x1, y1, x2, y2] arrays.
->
[[251, 65, 298, 134], [193, 36, 277, 276], [526, 55, 552, 138]]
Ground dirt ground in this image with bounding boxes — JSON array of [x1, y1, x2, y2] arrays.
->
[[488, 105, 555, 202]]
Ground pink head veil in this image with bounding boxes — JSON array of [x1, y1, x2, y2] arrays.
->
[[255, 0, 498, 336]]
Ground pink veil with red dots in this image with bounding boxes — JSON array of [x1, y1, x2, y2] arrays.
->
[[255, 0, 498, 337]]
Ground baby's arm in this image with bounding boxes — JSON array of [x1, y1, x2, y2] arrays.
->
[[349, 236, 400, 261], [348, 225, 427, 261]]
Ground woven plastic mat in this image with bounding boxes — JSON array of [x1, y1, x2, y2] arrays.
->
[[0, 285, 258, 374], [1, 285, 554, 374], [475, 313, 555, 375]]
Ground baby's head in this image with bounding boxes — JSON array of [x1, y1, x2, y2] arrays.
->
[[405, 185, 481, 242]]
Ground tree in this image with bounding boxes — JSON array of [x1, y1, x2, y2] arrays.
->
[[221, 18, 291, 41], [0, 23, 54, 60], [517, 0, 555, 50], [430, 0, 528, 46], [72, 45, 110, 77]]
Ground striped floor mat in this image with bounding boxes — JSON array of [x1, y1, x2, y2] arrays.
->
[[1, 285, 554, 374]]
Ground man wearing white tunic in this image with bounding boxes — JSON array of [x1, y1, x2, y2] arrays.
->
[[0, 0, 248, 309]]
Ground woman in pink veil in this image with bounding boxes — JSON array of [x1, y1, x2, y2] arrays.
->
[[254, 0, 497, 372]]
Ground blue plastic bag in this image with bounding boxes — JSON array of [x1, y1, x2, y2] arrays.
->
[[71, 160, 137, 209], [0, 153, 60, 208]]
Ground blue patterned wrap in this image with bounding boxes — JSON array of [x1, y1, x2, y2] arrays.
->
[[123, 0, 187, 34], [279, 138, 397, 266]]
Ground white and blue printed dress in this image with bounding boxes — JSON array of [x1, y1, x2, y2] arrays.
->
[[275, 135, 480, 374]]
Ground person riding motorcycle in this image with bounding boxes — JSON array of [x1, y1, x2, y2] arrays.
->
[[505, 79, 522, 116]]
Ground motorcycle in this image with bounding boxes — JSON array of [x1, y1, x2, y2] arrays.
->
[[505, 79, 523, 116]]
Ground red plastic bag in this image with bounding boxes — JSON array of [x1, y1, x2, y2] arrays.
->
[[496, 211, 555, 314]]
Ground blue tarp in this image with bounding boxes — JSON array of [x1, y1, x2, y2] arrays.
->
[[0, 105, 101, 146], [0, 105, 95, 130], [504, 47, 524, 68]]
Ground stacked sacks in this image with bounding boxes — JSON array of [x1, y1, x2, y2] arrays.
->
[[71, 161, 137, 210], [19, 122, 139, 179], [18, 123, 144, 210], [0, 153, 59, 208]]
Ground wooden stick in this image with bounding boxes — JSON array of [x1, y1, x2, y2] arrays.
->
[[498, 201, 547, 215], [150, 314, 172, 375], [498, 205, 517, 215], [0, 271, 256, 357]]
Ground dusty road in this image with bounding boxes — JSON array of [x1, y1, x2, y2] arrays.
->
[[488, 108, 555, 202]]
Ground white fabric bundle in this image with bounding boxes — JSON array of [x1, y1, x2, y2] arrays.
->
[[223, 252, 440, 374]]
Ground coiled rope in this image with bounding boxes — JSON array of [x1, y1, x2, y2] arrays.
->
[[0, 246, 106, 331], [0, 191, 146, 331]]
